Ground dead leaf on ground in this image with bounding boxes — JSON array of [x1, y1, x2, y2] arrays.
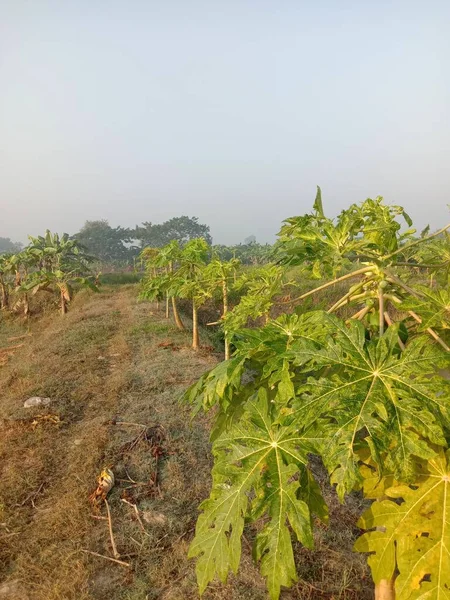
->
[[157, 341, 181, 351], [89, 468, 115, 510], [142, 511, 168, 526]]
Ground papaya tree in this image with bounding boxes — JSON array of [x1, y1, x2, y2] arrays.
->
[[176, 238, 210, 349], [203, 257, 240, 359], [140, 241, 185, 330], [184, 192, 450, 600]]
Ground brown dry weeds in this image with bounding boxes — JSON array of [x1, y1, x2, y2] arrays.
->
[[0, 286, 371, 600]]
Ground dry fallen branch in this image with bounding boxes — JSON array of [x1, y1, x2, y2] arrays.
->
[[80, 549, 130, 567], [0, 344, 24, 354], [104, 498, 120, 559], [7, 333, 32, 342], [121, 498, 148, 535]]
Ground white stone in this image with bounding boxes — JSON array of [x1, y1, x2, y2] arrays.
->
[[23, 397, 52, 408]]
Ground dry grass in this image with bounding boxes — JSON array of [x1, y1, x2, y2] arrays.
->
[[0, 285, 371, 600]]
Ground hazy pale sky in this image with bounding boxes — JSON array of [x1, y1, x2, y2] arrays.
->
[[1, 1, 449, 244]]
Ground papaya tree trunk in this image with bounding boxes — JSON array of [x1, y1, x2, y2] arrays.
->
[[165, 293, 170, 318], [61, 290, 67, 315], [222, 278, 230, 360], [171, 297, 185, 330], [375, 579, 395, 600], [192, 301, 199, 349]]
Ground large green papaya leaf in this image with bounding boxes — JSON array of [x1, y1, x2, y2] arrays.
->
[[183, 312, 330, 438], [293, 316, 449, 497], [355, 451, 450, 599], [189, 389, 327, 599]]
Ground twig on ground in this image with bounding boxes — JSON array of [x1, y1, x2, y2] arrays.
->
[[0, 344, 24, 354], [104, 498, 120, 559], [7, 333, 32, 342], [121, 498, 148, 535], [80, 549, 130, 567], [114, 420, 147, 428], [17, 482, 44, 507]]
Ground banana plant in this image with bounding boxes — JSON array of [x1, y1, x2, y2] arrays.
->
[[25, 230, 96, 314], [23, 268, 97, 314], [0, 253, 14, 309], [8, 249, 38, 316], [184, 193, 450, 600]]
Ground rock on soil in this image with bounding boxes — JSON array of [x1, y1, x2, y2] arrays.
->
[[23, 396, 52, 408]]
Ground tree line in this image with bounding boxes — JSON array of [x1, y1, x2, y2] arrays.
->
[[1, 216, 272, 267]]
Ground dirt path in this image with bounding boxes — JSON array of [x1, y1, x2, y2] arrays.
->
[[0, 286, 370, 600], [0, 287, 266, 600]]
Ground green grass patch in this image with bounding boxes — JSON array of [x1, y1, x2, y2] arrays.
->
[[99, 272, 143, 285]]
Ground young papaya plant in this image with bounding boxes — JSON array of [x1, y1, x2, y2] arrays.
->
[[184, 192, 450, 600], [176, 238, 210, 349], [222, 265, 287, 335], [203, 257, 240, 358], [140, 241, 186, 330], [140, 238, 211, 346]]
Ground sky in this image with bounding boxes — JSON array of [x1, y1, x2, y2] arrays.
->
[[1, 1, 449, 245]]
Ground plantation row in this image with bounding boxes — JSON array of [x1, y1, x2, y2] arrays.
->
[[140, 191, 450, 600], [0, 231, 96, 317]]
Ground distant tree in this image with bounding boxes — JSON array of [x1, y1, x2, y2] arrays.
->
[[135, 216, 212, 248], [0, 237, 23, 254], [244, 235, 256, 244], [73, 220, 138, 264], [212, 242, 273, 265]]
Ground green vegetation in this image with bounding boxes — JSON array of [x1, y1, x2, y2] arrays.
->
[[1, 192, 449, 600], [176, 190, 450, 600], [0, 230, 97, 317]]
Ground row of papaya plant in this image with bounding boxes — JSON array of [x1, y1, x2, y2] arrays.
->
[[0, 230, 96, 317], [140, 239, 242, 356], [140, 191, 449, 599]]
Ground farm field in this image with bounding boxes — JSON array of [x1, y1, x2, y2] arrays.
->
[[0, 285, 370, 600]]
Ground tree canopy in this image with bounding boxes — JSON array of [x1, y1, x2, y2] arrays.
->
[[73, 220, 137, 264], [135, 216, 212, 248], [0, 237, 22, 254]]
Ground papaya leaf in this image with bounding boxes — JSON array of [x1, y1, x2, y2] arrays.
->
[[292, 316, 449, 498], [313, 185, 324, 217], [189, 389, 325, 599], [401, 286, 450, 331], [355, 451, 450, 599]]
